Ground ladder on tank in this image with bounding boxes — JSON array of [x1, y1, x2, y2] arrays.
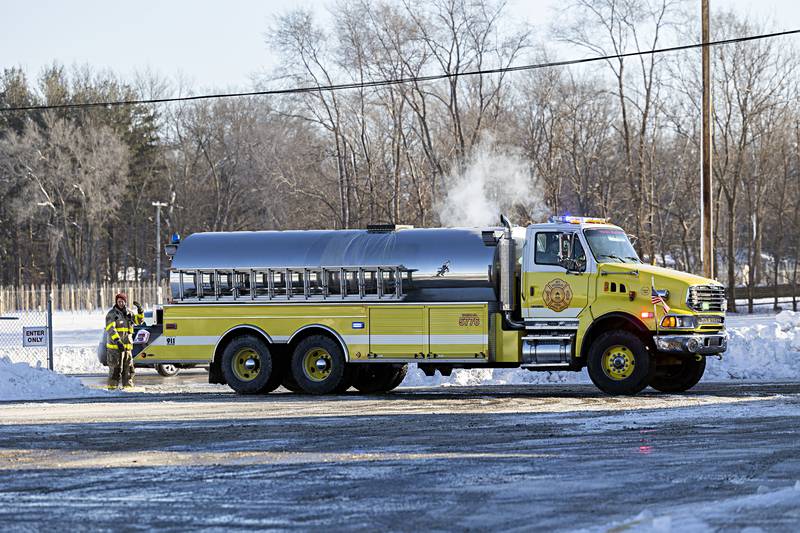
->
[[171, 265, 409, 302]]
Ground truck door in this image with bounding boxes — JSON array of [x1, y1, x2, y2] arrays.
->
[[522, 230, 591, 320]]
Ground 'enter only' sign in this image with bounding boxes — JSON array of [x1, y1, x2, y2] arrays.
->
[[23, 327, 49, 347]]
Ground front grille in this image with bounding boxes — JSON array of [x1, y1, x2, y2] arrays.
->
[[687, 285, 726, 312]]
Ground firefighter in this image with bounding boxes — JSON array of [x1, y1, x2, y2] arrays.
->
[[104, 293, 144, 389]]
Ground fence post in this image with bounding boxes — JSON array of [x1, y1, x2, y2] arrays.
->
[[47, 292, 54, 371]]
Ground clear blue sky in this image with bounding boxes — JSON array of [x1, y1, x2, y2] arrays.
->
[[1, 0, 798, 91]]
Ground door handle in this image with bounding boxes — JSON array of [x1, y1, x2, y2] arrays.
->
[[529, 286, 535, 297]]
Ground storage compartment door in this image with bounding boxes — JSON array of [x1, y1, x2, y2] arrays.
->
[[369, 307, 426, 358], [429, 305, 488, 359]]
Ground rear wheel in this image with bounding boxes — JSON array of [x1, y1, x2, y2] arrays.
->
[[221, 335, 275, 394], [155, 363, 180, 377], [587, 331, 655, 396], [352, 364, 408, 394], [650, 355, 706, 393], [290, 335, 349, 395]]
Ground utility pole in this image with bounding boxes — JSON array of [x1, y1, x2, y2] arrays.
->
[[701, 0, 714, 279], [152, 201, 168, 286]]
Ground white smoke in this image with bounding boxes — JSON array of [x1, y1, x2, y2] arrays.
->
[[437, 137, 546, 227]]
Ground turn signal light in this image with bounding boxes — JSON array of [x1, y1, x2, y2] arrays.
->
[[640, 312, 654, 319], [662, 316, 678, 328]]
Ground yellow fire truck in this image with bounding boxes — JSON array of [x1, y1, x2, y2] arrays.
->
[[132, 216, 727, 395]]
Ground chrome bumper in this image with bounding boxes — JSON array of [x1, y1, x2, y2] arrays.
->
[[654, 333, 728, 355]]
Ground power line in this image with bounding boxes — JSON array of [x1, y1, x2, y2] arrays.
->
[[1, 28, 799, 113]]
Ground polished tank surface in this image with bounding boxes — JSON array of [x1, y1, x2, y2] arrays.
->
[[170, 228, 502, 301]]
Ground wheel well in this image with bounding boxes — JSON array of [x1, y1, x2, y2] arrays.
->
[[287, 326, 349, 361], [579, 312, 653, 364]]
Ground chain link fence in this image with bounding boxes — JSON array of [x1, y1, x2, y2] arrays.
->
[[0, 300, 53, 369]]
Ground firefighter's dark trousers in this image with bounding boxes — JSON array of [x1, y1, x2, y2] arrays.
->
[[107, 349, 134, 388]]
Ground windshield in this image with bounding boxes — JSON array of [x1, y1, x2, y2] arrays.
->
[[584, 228, 640, 264]]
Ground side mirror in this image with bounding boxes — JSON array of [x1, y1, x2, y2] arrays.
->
[[558, 233, 574, 264], [558, 233, 582, 272]]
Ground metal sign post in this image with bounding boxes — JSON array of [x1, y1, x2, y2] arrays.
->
[[47, 293, 54, 370]]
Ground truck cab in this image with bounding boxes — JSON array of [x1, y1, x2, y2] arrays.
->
[[515, 216, 726, 394]]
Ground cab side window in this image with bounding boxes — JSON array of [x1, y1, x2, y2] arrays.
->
[[535, 232, 587, 271]]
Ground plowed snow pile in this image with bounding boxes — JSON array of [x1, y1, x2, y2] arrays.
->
[[707, 310, 800, 380], [0, 357, 105, 402], [402, 311, 800, 387]]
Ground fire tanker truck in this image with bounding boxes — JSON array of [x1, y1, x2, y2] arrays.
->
[[130, 216, 727, 396]]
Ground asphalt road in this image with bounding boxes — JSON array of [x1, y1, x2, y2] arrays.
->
[[1, 380, 800, 531]]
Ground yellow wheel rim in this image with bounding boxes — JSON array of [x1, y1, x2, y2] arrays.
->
[[303, 348, 332, 382], [601, 345, 636, 381], [232, 348, 261, 382]]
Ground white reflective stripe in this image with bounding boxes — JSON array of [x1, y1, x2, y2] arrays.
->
[[369, 334, 425, 344], [147, 333, 488, 347], [150, 335, 218, 346], [429, 334, 488, 344], [522, 307, 584, 318]]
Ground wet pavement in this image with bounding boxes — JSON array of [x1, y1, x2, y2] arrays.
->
[[1, 381, 800, 531]]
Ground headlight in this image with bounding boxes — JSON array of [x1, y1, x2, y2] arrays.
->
[[660, 315, 697, 329]]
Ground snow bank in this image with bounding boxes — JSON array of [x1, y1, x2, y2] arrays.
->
[[706, 310, 800, 380], [0, 356, 106, 402], [401, 364, 590, 388]]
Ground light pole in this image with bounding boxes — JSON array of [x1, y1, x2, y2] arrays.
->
[[701, 0, 714, 279], [152, 201, 168, 287]]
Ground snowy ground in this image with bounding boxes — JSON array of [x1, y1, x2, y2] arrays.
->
[[1, 382, 799, 531]]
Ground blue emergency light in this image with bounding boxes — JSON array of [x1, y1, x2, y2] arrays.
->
[[171, 232, 181, 244]]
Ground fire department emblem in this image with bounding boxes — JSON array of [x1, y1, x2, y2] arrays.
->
[[543, 279, 573, 312]]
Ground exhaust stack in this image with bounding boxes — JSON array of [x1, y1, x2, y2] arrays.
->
[[499, 214, 525, 329], [499, 214, 515, 312]]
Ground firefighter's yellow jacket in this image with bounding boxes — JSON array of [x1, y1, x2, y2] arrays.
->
[[105, 306, 144, 352]]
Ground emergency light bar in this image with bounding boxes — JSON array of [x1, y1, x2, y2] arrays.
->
[[549, 216, 610, 225]]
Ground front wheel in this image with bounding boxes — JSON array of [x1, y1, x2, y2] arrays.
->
[[650, 355, 706, 392], [587, 331, 655, 396]]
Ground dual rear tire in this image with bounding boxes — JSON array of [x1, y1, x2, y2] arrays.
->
[[221, 333, 408, 395]]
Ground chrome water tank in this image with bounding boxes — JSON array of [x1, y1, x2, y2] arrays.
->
[[169, 227, 503, 302]]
